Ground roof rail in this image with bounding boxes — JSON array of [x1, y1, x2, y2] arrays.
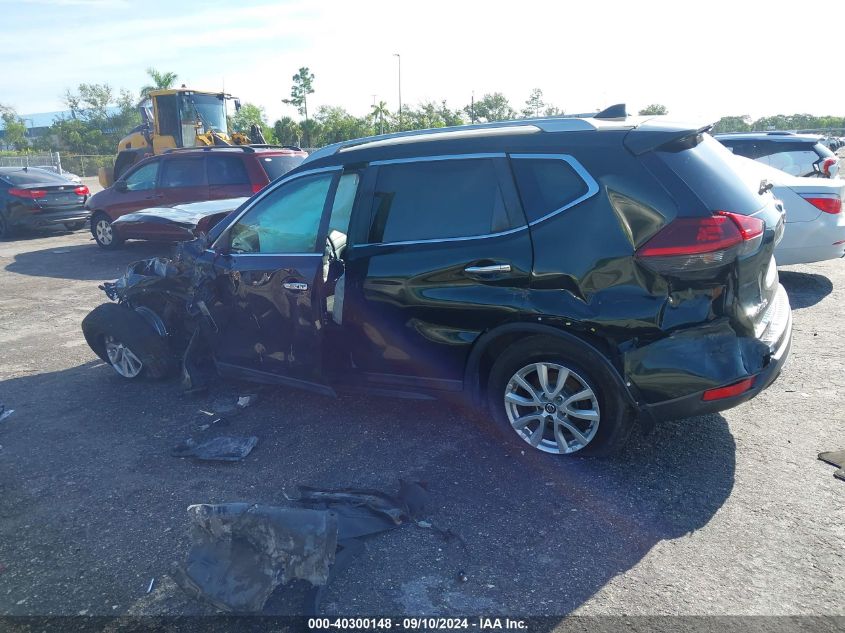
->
[[163, 146, 257, 154], [303, 117, 599, 164]]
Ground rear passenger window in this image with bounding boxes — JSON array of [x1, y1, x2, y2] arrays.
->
[[207, 156, 249, 186], [368, 159, 510, 243], [510, 158, 590, 223], [160, 158, 206, 188]]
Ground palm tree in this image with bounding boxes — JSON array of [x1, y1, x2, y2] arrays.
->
[[140, 68, 178, 99], [370, 100, 390, 135]]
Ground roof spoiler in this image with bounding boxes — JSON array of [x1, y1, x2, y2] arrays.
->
[[623, 122, 716, 156]]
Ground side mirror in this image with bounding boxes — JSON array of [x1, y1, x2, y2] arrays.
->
[[114, 180, 128, 193]]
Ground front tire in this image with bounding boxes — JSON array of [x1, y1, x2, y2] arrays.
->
[[486, 336, 634, 457], [82, 303, 174, 380], [91, 213, 123, 249]]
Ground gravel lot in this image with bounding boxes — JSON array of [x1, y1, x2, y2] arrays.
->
[[0, 226, 843, 620]]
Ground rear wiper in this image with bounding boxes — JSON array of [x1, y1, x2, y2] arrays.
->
[[758, 179, 774, 195]]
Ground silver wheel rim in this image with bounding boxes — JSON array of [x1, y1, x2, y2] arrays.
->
[[503, 362, 600, 454], [104, 335, 143, 378], [95, 219, 113, 245]]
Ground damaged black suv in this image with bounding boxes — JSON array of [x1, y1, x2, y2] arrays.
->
[[82, 107, 792, 456]]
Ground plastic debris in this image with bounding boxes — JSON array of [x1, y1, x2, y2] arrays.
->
[[0, 405, 13, 423], [171, 436, 258, 462], [236, 395, 258, 409], [818, 449, 845, 482], [147, 578, 155, 594], [174, 480, 431, 613], [457, 570, 468, 583]]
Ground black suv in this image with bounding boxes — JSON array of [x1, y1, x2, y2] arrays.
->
[[82, 110, 792, 456], [715, 132, 839, 178]]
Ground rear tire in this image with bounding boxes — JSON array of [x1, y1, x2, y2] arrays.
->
[[486, 336, 634, 457], [91, 213, 123, 249], [82, 303, 174, 380]]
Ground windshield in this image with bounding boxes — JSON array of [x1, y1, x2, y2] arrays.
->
[[180, 94, 227, 133]]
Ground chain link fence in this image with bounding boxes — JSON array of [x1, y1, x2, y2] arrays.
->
[[0, 152, 114, 178]]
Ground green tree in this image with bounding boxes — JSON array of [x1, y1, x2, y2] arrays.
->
[[272, 116, 302, 146], [638, 104, 669, 115], [312, 106, 371, 145], [712, 115, 752, 133], [522, 88, 545, 118], [282, 67, 316, 144], [465, 92, 516, 123], [51, 83, 139, 154], [0, 104, 29, 151], [230, 102, 267, 132], [370, 100, 390, 135], [140, 68, 178, 99]]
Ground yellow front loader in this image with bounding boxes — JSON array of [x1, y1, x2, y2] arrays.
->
[[99, 88, 261, 188]]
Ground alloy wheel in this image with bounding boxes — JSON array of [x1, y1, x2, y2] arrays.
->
[[104, 335, 143, 378], [503, 362, 600, 454]]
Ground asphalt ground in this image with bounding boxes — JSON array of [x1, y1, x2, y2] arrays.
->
[[0, 225, 842, 625]]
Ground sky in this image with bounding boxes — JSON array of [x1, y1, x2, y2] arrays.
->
[[1, 0, 842, 124]]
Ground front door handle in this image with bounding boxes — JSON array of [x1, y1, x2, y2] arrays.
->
[[464, 263, 511, 274], [283, 281, 309, 291]]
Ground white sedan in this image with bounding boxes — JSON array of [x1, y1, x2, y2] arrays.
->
[[733, 156, 845, 266]]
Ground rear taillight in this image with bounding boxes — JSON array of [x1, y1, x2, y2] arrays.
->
[[822, 157, 837, 176], [251, 183, 264, 194], [74, 185, 90, 196], [702, 377, 755, 401], [801, 195, 841, 215], [8, 188, 46, 199], [635, 211, 764, 273]]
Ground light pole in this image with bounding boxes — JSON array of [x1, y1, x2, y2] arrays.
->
[[393, 53, 402, 131]]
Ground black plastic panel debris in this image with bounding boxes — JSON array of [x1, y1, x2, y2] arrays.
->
[[172, 436, 259, 462], [174, 481, 430, 613], [818, 450, 845, 482]]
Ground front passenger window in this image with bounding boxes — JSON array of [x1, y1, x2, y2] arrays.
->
[[229, 173, 332, 254], [123, 161, 159, 191]]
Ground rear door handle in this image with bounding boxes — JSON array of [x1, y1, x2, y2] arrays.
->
[[283, 281, 309, 291], [464, 263, 511, 274]]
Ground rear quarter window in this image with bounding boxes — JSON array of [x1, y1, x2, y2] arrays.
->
[[207, 155, 250, 185], [658, 135, 765, 215], [510, 157, 591, 222]]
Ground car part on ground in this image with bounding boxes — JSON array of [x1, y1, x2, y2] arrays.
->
[[716, 132, 840, 179], [171, 435, 259, 461], [173, 481, 431, 613], [818, 450, 845, 482], [0, 166, 90, 239], [730, 155, 845, 266], [82, 111, 792, 457]]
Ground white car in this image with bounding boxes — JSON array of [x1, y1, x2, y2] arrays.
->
[[733, 155, 845, 265]]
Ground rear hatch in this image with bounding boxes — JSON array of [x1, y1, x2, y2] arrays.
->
[[629, 129, 785, 340], [257, 153, 306, 182]]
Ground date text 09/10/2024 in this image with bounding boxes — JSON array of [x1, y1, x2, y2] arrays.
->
[[307, 617, 528, 630]]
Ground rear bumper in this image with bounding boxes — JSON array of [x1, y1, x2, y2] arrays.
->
[[637, 284, 792, 422], [642, 307, 791, 421], [11, 208, 91, 229]]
